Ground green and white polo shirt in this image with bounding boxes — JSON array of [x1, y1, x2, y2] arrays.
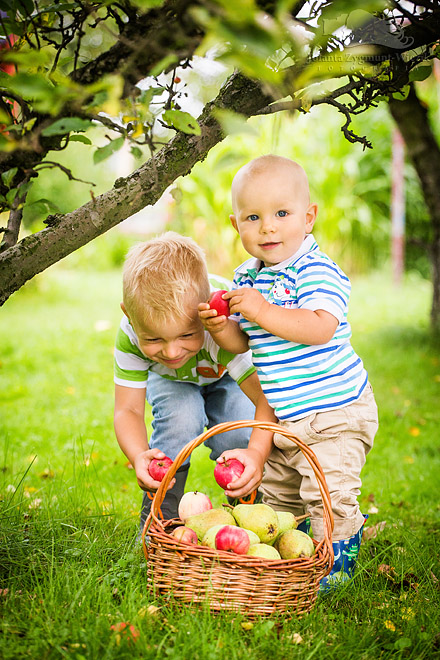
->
[[114, 315, 255, 388], [114, 274, 255, 388]]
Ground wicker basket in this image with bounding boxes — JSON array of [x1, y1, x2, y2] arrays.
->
[[142, 420, 334, 618]]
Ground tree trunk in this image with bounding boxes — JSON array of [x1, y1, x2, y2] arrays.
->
[[389, 84, 440, 334], [0, 73, 272, 305]]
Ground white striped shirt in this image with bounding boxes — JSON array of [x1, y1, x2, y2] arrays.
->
[[233, 235, 368, 421]]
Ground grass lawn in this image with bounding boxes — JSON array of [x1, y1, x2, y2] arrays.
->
[[1, 264, 439, 659]]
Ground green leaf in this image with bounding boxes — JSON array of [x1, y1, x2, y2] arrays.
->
[[6, 188, 18, 205], [149, 55, 179, 77], [212, 109, 257, 136], [93, 137, 125, 164], [409, 65, 432, 83], [41, 117, 93, 137], [1, 168, 18, 188], [69, 135, 92, 145], [130, 146, 143, 159], [26, 198, 60, 216], [162, 109, 201, 136], [392, 86, 410, 101]]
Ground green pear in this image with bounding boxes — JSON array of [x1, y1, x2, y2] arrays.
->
[[201, 524, 226, 548], [186, 508, 235, 541], [247, 543, 281, 560], [275, 511, 298, 535], [242, 528, 260, 545], [232, 503, 279, 545], [275, 529, 315, 559]]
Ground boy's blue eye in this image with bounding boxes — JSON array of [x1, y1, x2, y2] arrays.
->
[[248, 214, 259, 221], [276, 210, 288, 217]]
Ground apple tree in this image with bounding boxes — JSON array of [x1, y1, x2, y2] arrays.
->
[[0, 0, 439, 327]]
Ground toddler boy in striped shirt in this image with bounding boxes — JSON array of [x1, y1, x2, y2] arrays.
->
[[199, 155, 378, 588]]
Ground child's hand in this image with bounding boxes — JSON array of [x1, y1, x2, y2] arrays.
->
[[216, 448, 265, 498], [224, 288, 268, 324], [198, 301, 229, 334], [134, 449, 176, 492]]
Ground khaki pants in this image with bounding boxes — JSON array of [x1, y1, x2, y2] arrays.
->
[[260, 383, 378, 541]]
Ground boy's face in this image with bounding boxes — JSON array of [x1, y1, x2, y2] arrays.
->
[[230, 163, 317, 267], [128, 301, 205, 369]]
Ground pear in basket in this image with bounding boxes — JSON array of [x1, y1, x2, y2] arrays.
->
[[275, 511, 298, 535], [275, 529, 315, 559], [232, 503, 279, 545], [247, 543, 281, 559], [186, 508, 235, 541]]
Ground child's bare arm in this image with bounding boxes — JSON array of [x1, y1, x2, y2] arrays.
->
[[114, 384, 175, 491], [216, 372, 277, 498], [226, 288, 339, 345], [198, 301, 249, 353]]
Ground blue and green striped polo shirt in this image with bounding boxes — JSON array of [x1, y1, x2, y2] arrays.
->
[[233, 235, 368, 421]]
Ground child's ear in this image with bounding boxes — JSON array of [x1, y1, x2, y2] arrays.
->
[[120, 302, 130, 320], [305, 203, 318, 233], [230, 214, 238, 232]]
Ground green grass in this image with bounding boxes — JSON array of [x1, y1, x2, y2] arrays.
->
[[1, 265, 440, 659]]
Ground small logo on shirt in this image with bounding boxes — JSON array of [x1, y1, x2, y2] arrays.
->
[[269, 278, 292, 303]]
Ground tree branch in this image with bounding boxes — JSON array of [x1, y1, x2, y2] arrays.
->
[[0, 72, 272, 305]]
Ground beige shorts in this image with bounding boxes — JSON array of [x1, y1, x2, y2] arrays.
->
[[260, 382, 378, 541]]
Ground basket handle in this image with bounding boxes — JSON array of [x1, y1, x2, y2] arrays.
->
[[142, 420, 334, 558]]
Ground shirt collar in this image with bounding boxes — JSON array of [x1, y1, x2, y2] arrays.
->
[[235, 234, 317, 279]]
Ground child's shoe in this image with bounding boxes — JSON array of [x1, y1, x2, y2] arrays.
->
[[319, 515, 368, 592]]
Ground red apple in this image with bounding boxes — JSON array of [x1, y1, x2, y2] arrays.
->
[[215, 525, 250, 554], [214, 458, 245, 490], [178, 491, 213, 522], [170, 525, 198, 545], [209, 290, 230, 317], [148, 456, 173, 481]]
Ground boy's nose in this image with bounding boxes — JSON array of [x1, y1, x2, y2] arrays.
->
[[162, 342, 181, 358], [260, 216, 275, 233]]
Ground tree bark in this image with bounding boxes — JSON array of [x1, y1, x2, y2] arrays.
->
[[389, 84, 440, 333], [0, 73, 272, 305]]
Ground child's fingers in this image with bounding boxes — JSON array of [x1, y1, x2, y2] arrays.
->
[[199, 308, 218, 319]]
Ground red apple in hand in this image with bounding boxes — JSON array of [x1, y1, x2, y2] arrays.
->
[[214, 458, 244, 490], [215, 525, 250, 554], [148, 456, 173, 481], [209, 290, 230, 317]]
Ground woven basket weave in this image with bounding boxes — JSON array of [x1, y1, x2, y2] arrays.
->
[[142, 420, 334, 618]]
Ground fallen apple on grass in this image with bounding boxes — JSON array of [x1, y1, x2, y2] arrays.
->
[[148, 456, 173, 481], [209, 290, 230, 317], [214, 458, 244, 490]]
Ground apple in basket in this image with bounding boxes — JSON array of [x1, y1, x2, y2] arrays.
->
[[170, 526, 198, 545], [148, 456, 173, 481], [215, 525, 250, 555], [214, 458, 244, 489], [178, 491, 212, 522]]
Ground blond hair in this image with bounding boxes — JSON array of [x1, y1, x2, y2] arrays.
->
[[122, 232, 210, 325]]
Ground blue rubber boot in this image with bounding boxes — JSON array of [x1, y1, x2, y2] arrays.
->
[[319, 515, 368, 592]]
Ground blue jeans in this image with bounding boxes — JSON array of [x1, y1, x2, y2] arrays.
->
[[146, 372, 255, 462], [140, 372, 255, 524]]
